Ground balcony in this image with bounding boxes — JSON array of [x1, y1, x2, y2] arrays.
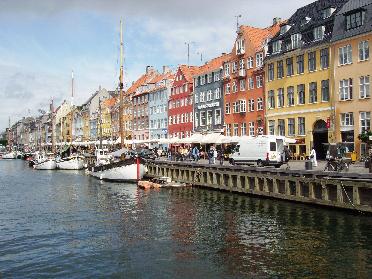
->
[[236, 48, 245, 55], [238, 69, 246, 78]]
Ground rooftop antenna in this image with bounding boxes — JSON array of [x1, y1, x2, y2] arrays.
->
[[184, 41, 195, 66]]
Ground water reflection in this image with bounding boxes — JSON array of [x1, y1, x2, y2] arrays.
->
[[0, 160, 371, 278]]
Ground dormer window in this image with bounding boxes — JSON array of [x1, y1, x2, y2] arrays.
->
[[346, 10, 366, 30], [280, 25, 291, 35], [314, 26, 325, 41], [272, 40, 282, 54], [322, 7, 335, 19], [291, 33, 302, 49]]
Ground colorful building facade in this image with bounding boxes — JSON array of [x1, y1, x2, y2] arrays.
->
[[168, 65, 198, 139], [224, 23, 280, 137], [331, 0, 372, 158], [265, 0, 348, 159]]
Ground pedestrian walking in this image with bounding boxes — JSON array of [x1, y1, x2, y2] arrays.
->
[[192, 145, 199, 162], [310, 147, 317, 167], [213, 147, 217, 164], [282, 145, 291, 170]]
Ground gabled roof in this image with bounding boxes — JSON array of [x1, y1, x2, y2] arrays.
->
[[178, 65, 200, 82], [239, 24, 281, 52]]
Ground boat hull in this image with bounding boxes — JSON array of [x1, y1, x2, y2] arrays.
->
[[90, 161, 147, 182], [33, 160, 57, 170], [57, 157, 85, 170], [2, 153, 16, 159]]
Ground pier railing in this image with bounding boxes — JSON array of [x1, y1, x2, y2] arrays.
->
[[145, 160, 372, 213]]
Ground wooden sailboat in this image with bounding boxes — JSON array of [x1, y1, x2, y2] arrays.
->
[[89, 20, 146, 181]]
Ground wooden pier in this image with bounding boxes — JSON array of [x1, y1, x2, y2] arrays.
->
[[145, 161, 372, 213]]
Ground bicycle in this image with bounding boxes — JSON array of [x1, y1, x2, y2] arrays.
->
[[324, 157, 349, 172]]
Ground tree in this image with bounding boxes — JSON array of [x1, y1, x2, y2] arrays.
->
[[358, 131, 372, 143]]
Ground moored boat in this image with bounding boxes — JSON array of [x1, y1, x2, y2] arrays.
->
[[57, 155, 85, 170], [33, 152, 57, 170], [2, 152, 16, 159]]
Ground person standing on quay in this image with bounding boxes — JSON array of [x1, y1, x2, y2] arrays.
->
[[310, 147, 317, 167]]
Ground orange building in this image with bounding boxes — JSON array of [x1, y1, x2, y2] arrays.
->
[[223, 21, 280, 136]]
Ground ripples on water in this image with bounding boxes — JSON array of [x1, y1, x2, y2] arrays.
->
[[0, 160, 371, 278]]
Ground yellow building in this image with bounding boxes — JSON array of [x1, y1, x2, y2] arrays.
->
[[331, 1, 372, 159], [81, 107, 90, 141], [101, 98, 116, 139], [264, 1, 348, 159]]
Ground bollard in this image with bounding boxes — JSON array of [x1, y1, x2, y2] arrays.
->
[[305, 160, 312, 170]]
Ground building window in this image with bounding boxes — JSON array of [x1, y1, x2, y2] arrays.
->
[[248, 99, 254, 112], [247, 57, 254, 69], [224, 63, 230, 76], [287, 86, 294, 106], [225, 103, 231, 114], [313, 26, 325, 41], [273, 40, 282, 54], [340, 112, 354, 127], [239, 58, 245, 69], [215, 88, 221, 99], [226, 124, 231, 136], [249, 122, 255, 136], [200, 91, 205, 102], [277, 88, 284, 108], [268, 90, 275, 109], [268, 63, 274, 81], [278, 119, 285, 136], [277, 60, 284, 79], [248, 77, 254, 90], [359, 41, 369, 61], [339, 78, 353, 100], [241, 123, 247, 136], [233, 123, 239, 136], [225, 84, 231, 94], [256, 52, 264, 68], [257, 98, 263, 110], [321, 80, 330, 102], [206, 110, 213, 126], [207, 90, 213, 101], [214, 72, 220, 82], [200, 111, 206, 126], [240, 99, 246, 113], [346, 10, 366, 30], [298, 117, 305, 135], [200, 76, 206, 85], [268, 120, 275, 135], [308, 51, 316, 72], [360, 112, 371, 133], [215, 109, 221, 125], [232, 81, 238, 93], [286, 57, 294, 76], [288, 118, 295, 136], [239, 79, 246, 91], [339, 45, 352, 65], [233, 102, 239, 113], [360, 76, 370, 99], [207, 73, 213, 83], [232, 61, 238, 73], [320, 48, 329, 69], [296, 54, 304, 74], [256, 76, 263, 88], [309, 82, 317, 103], [291, 33, 302, 49]]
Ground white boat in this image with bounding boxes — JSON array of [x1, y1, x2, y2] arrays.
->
[[89, 149, 146, 181], [57, 155, 85, 170], [2, 152, 16, 159], [33, 152, 57, 170]]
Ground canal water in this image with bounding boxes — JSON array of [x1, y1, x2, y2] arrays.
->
[[0, 160, 371, 278]]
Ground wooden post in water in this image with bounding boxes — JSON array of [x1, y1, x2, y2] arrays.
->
[[136, 156, 140, 182]]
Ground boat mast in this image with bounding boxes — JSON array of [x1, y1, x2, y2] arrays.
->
[[119, 20, 124, 149], [99, 97, 103, 149], [51, 99, 56, 153], [8, 116, 10, 152], [70, 70, 74, 143]]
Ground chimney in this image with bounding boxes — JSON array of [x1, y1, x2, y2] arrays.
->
[[162, 65, 170, 74], [273, 17, 281, 25], [146, 66, 155, 74]]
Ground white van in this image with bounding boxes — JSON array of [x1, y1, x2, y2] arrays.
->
[[229, 135, 285, 167]]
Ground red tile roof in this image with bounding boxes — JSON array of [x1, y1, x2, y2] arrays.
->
[[195, 53, 231, 75], [178, 65, 200, 82]]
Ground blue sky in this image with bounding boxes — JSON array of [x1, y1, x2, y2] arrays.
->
[[0, 0, 314, 131]]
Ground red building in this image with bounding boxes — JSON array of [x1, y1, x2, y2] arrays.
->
[[223, 21, 280, 137], [168, 65, 199, 138]]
